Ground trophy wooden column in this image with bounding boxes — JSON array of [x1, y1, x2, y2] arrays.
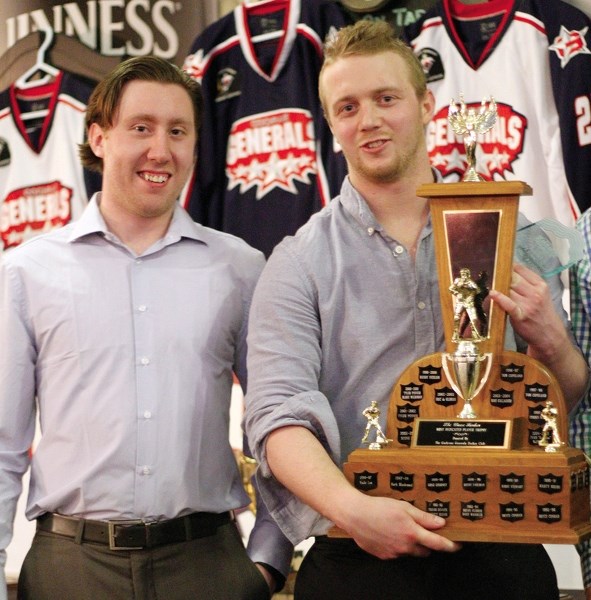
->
[[334, 181, 591, 544]]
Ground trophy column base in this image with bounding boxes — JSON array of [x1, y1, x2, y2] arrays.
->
[[330, 446, 591, 545]]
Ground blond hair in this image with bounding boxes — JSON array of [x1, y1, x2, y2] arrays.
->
[[319, 20, 427, 112]]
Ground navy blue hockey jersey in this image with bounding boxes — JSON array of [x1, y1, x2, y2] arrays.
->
[[182, 0, 347, 257]]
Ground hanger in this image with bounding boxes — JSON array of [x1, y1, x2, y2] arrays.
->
[[15, 28, 59, 90]]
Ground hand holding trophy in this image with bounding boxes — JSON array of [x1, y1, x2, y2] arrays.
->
[[331, 92, 591, 544]]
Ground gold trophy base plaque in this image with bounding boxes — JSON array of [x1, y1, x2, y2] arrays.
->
[[337, 445, 591, 544]]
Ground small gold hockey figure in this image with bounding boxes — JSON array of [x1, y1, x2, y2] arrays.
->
[[361, 401, 392, 451], [538, 400, 564, 453]]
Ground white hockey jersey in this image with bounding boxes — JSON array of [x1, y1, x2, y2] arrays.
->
[[404, 0, 591, 226], [0, 71, 98, 253]]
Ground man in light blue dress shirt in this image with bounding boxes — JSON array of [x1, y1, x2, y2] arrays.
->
[[0, 56, 291, 599], [244, 20, 589, 600]]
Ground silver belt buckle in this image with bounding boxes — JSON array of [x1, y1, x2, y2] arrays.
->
[[108, 519, 147, 550]]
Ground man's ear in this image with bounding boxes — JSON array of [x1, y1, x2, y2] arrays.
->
[[87, 122, 106, 158], [422, 89, 436, 125]]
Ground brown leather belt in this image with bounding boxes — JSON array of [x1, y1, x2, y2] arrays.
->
[[36, 511, 232, 550]]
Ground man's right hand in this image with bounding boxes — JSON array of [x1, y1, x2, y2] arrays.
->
[[336, 492, 461, 559]]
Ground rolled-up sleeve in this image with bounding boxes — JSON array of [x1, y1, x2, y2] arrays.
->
[[243, 243, 340, 543]]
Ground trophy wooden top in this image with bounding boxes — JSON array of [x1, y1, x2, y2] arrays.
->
[[417, 180, 532, 199]]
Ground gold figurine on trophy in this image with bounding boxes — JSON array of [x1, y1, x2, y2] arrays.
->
[[361, 400, 392, 450], [538, 400, 565, 453], [448, 95, 497, 182]]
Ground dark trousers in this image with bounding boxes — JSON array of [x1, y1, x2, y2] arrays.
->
[[295, 537, 559, 600], [18, 521, 269, 600]]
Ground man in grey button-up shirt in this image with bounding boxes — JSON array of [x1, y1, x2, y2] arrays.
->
[[244, 20, 588, 600]]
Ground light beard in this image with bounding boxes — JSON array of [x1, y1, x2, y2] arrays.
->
[[354, 125, 425, 185]]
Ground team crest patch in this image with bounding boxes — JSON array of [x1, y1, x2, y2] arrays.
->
[[416, 47, 444, 82], [1, 181, 73, 249], [549, 25, 591, 68], [216, 67, 241, 102], [0, 137, 10, 167], [226, 109, 317, 199]]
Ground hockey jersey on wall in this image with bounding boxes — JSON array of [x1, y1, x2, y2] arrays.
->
[[182, 0, 347, 257], [0, 71, 98, 253], [341, 0, 437, 34], [404, 0, 591, 227]]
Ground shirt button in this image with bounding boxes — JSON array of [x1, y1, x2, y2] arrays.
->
[[143, 410, 152, 420], [140, 357, 150, 366], [141, 466, 151, 476], [138, 304, 147, 312], [394, 245, 404, 255], [417, 301, 426, 310], [135, 259, 142, 265], [367, 227, 375, 235]]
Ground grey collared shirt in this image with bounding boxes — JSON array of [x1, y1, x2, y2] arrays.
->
[[244, 177, 571, 544]]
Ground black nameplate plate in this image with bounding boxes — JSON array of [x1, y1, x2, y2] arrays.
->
[[500, 473, 525, 494], [425, 472, 450, 492], [397, 426, 413, 447], [538, 474, 563, 495], [524, 383, 549, 403], [354, 471, 378, 491], [397, 403, 420, 423], [461, 500, 485, 521], [462, 472, 487, 492], [537, 503, 562, 523], [426, 499, 450, 518], [500, 363, 524, 383], [500, 502, 525, 522], [400, 384, 424, 403], [412, 419, 510, 448], [390, 471, 414, 492], [434, 387, 458, 408], [418, 365, 442, 384]]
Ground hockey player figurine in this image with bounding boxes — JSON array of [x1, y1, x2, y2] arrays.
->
[[449, 268, 485, 342], [538, 400, 564, 452], [361, 401, 392, 451]]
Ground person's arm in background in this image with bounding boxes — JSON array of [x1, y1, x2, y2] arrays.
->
[[0, 260, 37, 600], [568, 209, 591, 600]]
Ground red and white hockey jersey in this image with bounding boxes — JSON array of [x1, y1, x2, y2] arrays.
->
[[182, 0, 347, 257], [0, 71, 98, 253], [404, 0, 591, 226]]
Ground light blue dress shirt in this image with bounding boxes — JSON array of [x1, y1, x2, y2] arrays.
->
[[244, 177, 574, 545], [0, 194, 292, 589]]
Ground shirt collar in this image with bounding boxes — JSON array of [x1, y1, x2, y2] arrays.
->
[[68, 193, 206, 247], [339, 169, 439, 236]]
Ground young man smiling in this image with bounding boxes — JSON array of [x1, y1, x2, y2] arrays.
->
[[0, 56, 291, 600], [244, 20, 587, 600]]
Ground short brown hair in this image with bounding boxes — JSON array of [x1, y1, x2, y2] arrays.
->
[[79, 56, 203, 173], [319, 20, 427, 112]]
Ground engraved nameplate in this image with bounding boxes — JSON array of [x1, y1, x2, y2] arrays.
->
[[412, 419, 511, 449]]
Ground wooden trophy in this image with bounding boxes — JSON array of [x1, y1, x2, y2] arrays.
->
[[332, 96, 591, 543]]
